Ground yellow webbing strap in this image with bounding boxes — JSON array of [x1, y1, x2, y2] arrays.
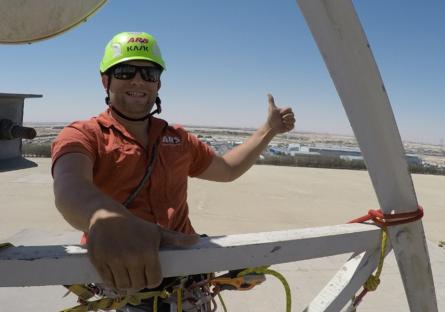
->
[[61, 288, 170, 312], [63, 285, 95, 301], [237, 266, 291, 312], [175, 287, 183, 312], [0, 242, 14, 250]]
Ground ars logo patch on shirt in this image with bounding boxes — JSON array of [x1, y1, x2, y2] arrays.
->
[[162, 135, 182, 144]]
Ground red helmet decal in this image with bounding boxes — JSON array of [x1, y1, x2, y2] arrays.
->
[[128, 37, 149, 44]]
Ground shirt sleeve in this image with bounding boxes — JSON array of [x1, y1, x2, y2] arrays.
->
[[51, 121, 98, 176], [186, 132, 215, 177]]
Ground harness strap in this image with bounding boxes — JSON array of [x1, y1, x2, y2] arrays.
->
[[61, 287, 171, 312]]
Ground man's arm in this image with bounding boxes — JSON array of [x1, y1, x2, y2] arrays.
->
[[53, 152, 125, 232], [198, 94, 295, 182], [53, 153, 199, 290]]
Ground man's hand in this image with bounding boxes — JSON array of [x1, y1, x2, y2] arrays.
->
[[197, 93, 296, 182], [265, 94, 295, 134], [87, 210, 199, 290]]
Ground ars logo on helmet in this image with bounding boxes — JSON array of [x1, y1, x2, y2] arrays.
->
[[128, 37, 149, 44]]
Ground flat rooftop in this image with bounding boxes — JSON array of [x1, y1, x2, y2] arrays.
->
[[1, 158, 444, 311]]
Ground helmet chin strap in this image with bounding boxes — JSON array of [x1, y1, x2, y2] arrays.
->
[[107, 97, 161, 122], [105, 74, 162, 122]]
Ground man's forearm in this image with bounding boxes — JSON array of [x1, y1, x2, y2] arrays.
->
[[54, 173, 130, 232], [197, 94, 294, 183], [222, 124, 276, 181]]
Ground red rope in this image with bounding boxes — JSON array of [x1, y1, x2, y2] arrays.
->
[[348, 206, 423, 227], [352, 288, 369, 308], [348, 205, 424, 307]]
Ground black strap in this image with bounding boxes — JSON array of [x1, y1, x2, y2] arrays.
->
[[122, 123, 167, 207]]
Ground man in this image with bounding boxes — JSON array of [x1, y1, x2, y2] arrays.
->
[[52, 31, 295, 311]]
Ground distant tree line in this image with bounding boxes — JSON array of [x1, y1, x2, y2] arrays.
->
[[256, 154, 445, 175], [21, 142, 445, 176], [22, 143, 52, 158]]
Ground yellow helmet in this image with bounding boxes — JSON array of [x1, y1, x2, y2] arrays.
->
[[100, 32, 166, 73]]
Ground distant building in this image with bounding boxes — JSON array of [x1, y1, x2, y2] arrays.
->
[[267, 146, 288, 155], [284, 143, 423, 165], [309, 146, 362, 157], [405, 154, 423, 166]]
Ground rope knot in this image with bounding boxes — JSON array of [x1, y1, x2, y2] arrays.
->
[[364, 275, 380, 291]]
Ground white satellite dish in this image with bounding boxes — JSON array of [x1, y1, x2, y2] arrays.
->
[[0, 0, 107, 44]]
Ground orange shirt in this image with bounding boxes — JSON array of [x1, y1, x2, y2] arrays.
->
[[51, 109, 214, 235]]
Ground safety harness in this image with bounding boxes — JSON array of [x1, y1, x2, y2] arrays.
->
[[61, 266, 292, 312]]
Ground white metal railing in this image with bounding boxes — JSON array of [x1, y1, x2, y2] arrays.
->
[[0, 223, 379, 287]]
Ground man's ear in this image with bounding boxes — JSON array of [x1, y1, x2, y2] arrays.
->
[[157, 80, 162, 91], [101, 74, 109, 89]]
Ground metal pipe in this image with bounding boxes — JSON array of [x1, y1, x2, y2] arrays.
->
[[0, 119, 36, 140]]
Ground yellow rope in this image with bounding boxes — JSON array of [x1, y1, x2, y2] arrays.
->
[[175, 287, 183, 312], [61, 289, 169, 312], [363, 229, 388, 292], [347, 228, 389, 311], [217, 292, 228, 312], [237, 266, 292, 312]]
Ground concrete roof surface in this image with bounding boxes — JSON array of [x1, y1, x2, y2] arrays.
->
[[1, 158, 444, 311]]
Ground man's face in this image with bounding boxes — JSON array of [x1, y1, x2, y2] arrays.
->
[[102, 60, 161, 119]]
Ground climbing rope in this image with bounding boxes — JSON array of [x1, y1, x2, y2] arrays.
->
[[348, 206, 423, 227], [236, 266, 292, 312], [207, 265, 291, 312], [347, 205, 424, 310], [349, 229, 388, 309], [216, 292, 228, 312]]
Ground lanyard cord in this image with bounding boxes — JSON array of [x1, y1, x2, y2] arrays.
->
[[122, 123, 167, 207]]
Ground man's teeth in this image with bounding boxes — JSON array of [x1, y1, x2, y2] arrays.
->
[[126, 91, 145, 97]]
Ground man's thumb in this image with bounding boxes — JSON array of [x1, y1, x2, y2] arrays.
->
[[268, 93, 277, 110], [160, 228, 200, 247]]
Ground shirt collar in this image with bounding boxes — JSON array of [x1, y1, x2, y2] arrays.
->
[[96, 108, 168, 144]]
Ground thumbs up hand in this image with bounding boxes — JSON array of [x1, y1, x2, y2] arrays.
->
[[266, 94, 295, 135]]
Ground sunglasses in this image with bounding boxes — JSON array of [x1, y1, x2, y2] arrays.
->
[[112, 64, 162, 82]]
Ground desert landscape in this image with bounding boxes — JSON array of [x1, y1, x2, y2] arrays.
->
[[23, 123, 445, 169]]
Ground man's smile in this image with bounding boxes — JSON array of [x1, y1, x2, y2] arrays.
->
[[126, 91, 146, 97]]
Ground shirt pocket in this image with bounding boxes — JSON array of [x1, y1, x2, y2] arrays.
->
[[152, 145, 189, 204], [108, 142, 145, 180]]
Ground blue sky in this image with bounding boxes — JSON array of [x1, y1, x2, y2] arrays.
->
[[1, 0, 444, 144]]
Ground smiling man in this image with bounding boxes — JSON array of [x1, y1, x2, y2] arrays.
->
[[51, 31, 295, 311]]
